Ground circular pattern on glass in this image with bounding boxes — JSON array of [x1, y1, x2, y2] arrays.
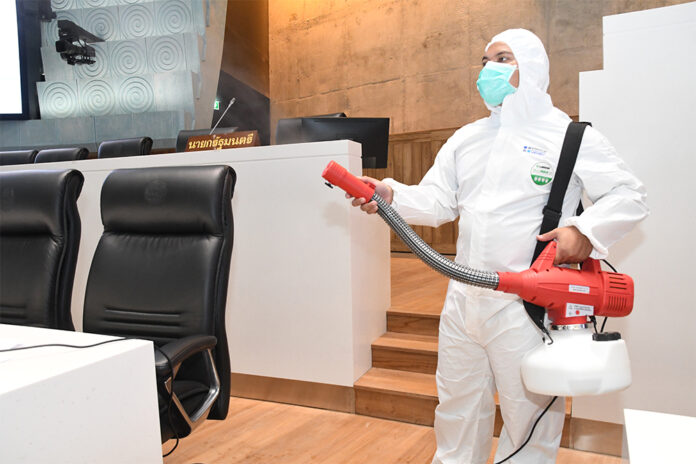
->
[[120, 4, 155, 38], [110, 41, 147, 76], [44, 21, 59, 46], [74, 45, 107, 79], [149, 37, 185, 73], [80, 80, 115, 116], [157, 0, 191, 35], [82, 0, 110, 7], [51, 0, 77, 10], [41, 82, 78, 118], [84, 8, 118, 42], [118, 77, 154, 113]]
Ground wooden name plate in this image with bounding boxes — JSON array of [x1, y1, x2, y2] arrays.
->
[[185, 130, 260, 152]]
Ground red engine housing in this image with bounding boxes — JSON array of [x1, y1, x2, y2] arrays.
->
[[497, 242, 634, 326]]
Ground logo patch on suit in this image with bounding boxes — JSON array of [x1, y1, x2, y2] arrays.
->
[[523, 145, 546, 156], [530, 162, 553, 186]]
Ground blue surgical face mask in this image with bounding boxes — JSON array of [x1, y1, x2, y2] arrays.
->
[[476, 61, 517, 107]]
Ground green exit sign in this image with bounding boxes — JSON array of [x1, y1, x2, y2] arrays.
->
[[214, 100, 220, 110]]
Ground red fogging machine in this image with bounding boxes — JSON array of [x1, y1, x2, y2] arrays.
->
[[323, 160, 634, 396], [497, 242, 633, 326]]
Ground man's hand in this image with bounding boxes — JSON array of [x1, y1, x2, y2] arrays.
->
[[346, 176, 393, 214], [537, 226, 593, 265]]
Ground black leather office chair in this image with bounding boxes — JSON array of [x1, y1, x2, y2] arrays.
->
[[176, 127, 238, 152], [0, 149, 38, 165], [0, 170, 84, 330], [97, 136, 153, 159], [35, 147, 89, 163], [82, 165, 236, 442]]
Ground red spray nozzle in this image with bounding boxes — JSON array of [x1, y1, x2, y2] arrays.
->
[[322, 161, 376, 200]]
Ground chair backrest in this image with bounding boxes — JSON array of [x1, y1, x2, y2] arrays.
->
[[98, 137, 153, 159], [82, 165, 236, 419], [176, 127, 238, 152], [0, 169, 84, 330], [0, 150, 38, 166], [35, 147, 89, 163]]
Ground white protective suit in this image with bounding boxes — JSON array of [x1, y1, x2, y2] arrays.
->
[[382, 29, 649, 464]]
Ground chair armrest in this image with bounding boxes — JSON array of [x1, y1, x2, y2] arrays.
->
[[155, 335, 217, 378]]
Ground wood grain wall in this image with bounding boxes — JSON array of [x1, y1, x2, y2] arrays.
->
[[221, 1, 690, 254], [365, 128, 458, 254], [268, 0, 692, 136]]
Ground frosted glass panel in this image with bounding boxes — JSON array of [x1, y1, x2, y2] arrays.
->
[[39, 0, 204, 119]]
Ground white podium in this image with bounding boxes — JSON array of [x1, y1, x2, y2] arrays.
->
[[0, 324, 162, 464]]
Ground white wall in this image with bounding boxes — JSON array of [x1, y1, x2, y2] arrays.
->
[[575, 1, 696, 424]]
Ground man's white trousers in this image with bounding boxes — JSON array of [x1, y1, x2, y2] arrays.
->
[[432, 300, 565, 464]]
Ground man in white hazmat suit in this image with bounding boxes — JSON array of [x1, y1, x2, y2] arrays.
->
[[350, 29, 648, 463]]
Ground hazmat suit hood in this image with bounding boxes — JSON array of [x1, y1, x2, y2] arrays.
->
[[485, 29, 569, 126]]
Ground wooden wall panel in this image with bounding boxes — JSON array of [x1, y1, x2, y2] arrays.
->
[[365, 128, 457, 255], [268, 1, 691, 135]]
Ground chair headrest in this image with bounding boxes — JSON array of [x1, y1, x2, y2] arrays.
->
[[35, 147, 89, 163], [0, 169, 84, 235], [98, 137, 153, 159], [0, 150, 38, 166], [101, 165, 236, 235]]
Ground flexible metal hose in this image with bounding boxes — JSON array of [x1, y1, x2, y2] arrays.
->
[[372, 193, 499, 289]]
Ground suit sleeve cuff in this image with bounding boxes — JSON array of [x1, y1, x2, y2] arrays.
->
[[382, 178, 401, 211], [562, 216, 609, 260]]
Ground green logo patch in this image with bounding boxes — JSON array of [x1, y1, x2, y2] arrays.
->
[[530, 161, 553, 186]]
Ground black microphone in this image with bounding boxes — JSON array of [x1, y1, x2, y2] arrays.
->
[[210, 98, 236, 135]]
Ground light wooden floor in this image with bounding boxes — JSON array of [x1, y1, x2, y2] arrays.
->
[[162, 397, 623, 464], [162, 255, 625, 463]]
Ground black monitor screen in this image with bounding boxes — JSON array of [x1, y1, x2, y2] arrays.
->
[[275, 117, 389, 168], [274, 118, 304, 145]]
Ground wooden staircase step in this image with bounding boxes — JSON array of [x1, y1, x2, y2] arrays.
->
[[354, 368, 572, 434], [387, 306, 441, 337], [358, 256, 574, 443], [388, 305, 442, 318], [354, 368, 437, 426], [371, 332, 438, 375], [355, 367, 438, 399], [372, 332, 438, 353]]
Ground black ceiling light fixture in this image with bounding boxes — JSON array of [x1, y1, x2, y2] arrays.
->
[[55, 19, 103, 65]]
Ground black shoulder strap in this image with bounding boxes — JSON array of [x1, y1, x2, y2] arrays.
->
[[523, 121, 591, 333]]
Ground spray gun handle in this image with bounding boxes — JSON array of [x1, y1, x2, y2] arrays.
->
[[322, 161, 376, 200], [530, 241, 558, 272]]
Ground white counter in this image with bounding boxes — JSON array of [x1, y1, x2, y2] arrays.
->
[[624, 409, 696, 463], [0, 141, 390, 387], [0, 324, 162, 464]]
